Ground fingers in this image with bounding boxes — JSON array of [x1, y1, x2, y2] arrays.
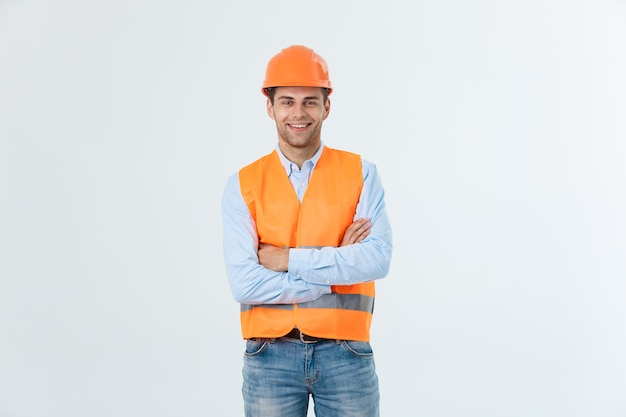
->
[[257, 244, 289, 272], [340, 218, 372, 246]]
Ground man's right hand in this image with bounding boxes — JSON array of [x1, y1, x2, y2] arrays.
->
[[340, 218, 372, 247]]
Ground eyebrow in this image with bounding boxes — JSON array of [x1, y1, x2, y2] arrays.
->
[[276, 95, 321, 101]]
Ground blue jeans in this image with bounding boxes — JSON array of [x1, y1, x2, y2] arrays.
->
[[242, 337, 380, 417]]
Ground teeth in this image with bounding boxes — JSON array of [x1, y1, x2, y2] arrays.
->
[[291, 124, 307, 128]]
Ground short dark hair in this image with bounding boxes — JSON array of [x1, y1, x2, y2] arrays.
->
[[266, 87, 330, 105]]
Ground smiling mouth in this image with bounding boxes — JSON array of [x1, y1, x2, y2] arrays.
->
[[288, 123, 310, 129]]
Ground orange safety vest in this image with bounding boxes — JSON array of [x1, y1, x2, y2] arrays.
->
[[238, 147, 375, 342]]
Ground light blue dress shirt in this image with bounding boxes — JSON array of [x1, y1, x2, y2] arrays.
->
[[222, 143, 392, 305]]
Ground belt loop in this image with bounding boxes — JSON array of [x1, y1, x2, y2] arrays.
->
[[299, 330, 317, 344]]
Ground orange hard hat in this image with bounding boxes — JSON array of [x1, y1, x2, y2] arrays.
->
[[262, 45, 333, 97]]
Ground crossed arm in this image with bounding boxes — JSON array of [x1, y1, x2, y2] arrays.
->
[[258, 218, 372, 272]]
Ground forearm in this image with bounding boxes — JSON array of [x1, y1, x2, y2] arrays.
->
[[224, 255, 331, 304], [288, 229, 392, 286]]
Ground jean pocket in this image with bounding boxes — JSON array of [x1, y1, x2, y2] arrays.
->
[[340, 340, 374, 357], [244, 339, 269, 357]]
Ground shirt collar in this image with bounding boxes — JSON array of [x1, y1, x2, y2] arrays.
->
[[276, 142, 325, 176]]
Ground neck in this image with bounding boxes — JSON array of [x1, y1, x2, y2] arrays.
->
[[278, 143, 321, 169]]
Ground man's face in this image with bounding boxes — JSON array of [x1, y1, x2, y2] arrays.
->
[[266, 86, 330, 154]]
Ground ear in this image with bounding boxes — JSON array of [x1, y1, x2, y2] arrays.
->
[[322, 98, 331, 120], [266, 98, 275, 120]]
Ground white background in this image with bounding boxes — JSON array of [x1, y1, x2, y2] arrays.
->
[[1, 1, 626, 416]]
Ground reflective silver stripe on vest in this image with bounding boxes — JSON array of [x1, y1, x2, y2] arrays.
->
[[241, 293, 374, 314], [299, 293, 374, 313], [240, 303, 294, 312]]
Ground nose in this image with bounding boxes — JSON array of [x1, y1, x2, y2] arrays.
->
[[291, 103, 307, 118]]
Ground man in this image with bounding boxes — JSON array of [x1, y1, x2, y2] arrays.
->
[[221, 45, 393, 417]]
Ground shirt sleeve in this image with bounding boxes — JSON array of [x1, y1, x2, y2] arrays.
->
[[221, 173, 332, 305], [288, 159, 393, 285]]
